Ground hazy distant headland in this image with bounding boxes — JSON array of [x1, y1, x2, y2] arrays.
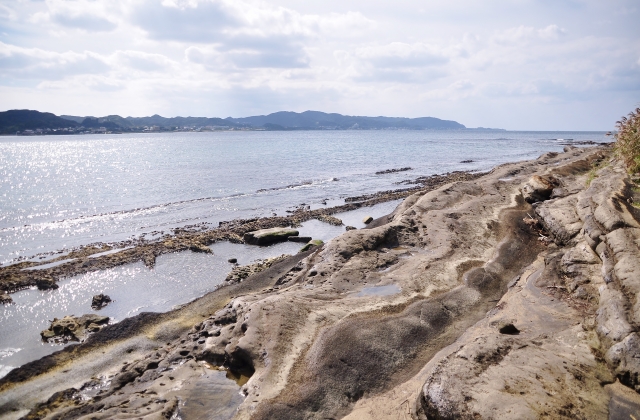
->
[[0, 109, 505, 135]]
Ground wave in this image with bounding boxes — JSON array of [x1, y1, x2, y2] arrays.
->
[[256, 177, 338, 193]]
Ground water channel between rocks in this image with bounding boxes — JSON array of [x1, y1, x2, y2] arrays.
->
[[0, 199, 400, 379]]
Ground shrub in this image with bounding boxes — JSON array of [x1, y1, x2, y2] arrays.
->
[[615, 107, 640, 174]]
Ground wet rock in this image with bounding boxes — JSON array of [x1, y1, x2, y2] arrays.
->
[[287, 236, 312, 243], [316, 215, 343, 226], [243, 228, 299, 245], [91, 294, 112, 310], [375, 167, 412, 175], [345, 226, 356, 231], [522, 174, 559, 203], [299, 239, 324, 252], [35, 278, 58, 290], [228, 258, 237, 264], [0, 293, 12, 304], [41, 314, 109, 342], [189, 242, 212, 253], [225, 255, 290, 284], [362, 216, 374, 224]]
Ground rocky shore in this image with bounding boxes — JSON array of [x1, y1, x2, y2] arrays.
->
[[1, 145, 640, 420]]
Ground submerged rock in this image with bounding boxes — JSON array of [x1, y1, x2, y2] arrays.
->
[[91, 294, 112, 310], [243, 228, 299, 245], [316, 215, 343, 226], [40, 314, 109, 343]]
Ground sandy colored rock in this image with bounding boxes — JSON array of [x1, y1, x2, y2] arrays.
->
[[243, 227, 299, 245]]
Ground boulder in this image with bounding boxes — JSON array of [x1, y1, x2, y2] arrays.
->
[[243, 228, 299, 245], [91, 294, 112, 310], [228, 258, 238, 264], [362, 216, 374, 224], [41, 314, 109, 342], [522, 175, 559, 203], [345, 226, 357, 231]]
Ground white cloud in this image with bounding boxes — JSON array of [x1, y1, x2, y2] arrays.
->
[[0, 42, 109, 80], [31, 0, 119, 32]]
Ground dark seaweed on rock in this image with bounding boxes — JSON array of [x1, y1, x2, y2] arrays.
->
[[375, 167, 412, 175]]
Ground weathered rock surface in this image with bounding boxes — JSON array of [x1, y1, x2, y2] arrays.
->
[[40, 314, 109, 343], [90, 294, 111, 310], [522, 174, 559, 203], [224, 255, 290, 284], [5, 145, 640, 420], [243, 227, 299, 245]]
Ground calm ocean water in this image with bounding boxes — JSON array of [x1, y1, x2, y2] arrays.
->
[[0, 130, 609, 265]]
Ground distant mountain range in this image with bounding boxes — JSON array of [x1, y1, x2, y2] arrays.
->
[[225, 111, 465, 130], [1, 109, 486, 135]]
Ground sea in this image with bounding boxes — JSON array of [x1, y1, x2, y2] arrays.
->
[[0, 129, 609, 377]]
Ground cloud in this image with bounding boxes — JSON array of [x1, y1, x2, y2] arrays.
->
[[0, 42, 109, 81], [31, 0, 118, 32], [355, 42, 450, 68], [0, 4, 18, 21], [113, 51, 176, 72], [492, 24, 568, 45], [131, 0, 370, 68]]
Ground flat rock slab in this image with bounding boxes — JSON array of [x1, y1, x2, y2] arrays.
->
[[243, 228, 299, 245]]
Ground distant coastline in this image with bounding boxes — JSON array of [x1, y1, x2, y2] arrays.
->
[[0, 109, 507, 136]]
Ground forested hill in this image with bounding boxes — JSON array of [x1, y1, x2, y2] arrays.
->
[[1, 109, 469, 133], [0, 110, 78, 134], [226, 110, 466, 130]]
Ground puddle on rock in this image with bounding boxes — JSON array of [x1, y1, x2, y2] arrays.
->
[[355, 284, 401, 297], [88, 247, 134, 258]]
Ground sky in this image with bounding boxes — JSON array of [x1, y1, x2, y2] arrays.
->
[[0, 0, 639, 130]]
